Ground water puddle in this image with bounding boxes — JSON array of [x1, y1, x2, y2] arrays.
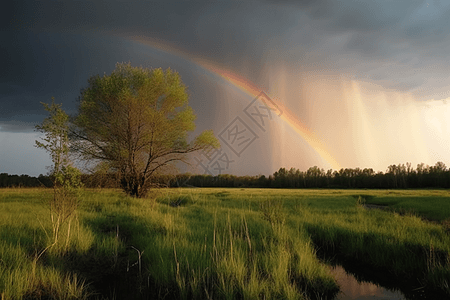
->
[[330, 265, 405, 300]]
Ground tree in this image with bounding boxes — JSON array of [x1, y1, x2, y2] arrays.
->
[[35, 99, 82, 256], [71, 63, 219, 197]]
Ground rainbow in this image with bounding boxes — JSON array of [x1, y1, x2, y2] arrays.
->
[[123, 34, 341, 170], [201, 65, 341, 170]]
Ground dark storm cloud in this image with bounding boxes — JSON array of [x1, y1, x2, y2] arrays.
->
[[263, 0, 422, 31], [262, 0, 448, 55], [5, 1, 300, 73], [2, 0, 450, 134], [5, 0, 448, 59], [5, 1, 208, 35], [6, 0, 448, 64], [0, 29, 136, 132], [264, 0, 450, 97], [261, 0, 422, 58]]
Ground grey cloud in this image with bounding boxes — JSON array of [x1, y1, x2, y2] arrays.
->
[[3, 0, 450, 110], [330, 1, 419, 32], [0, 120, 40, 133], [264, 0, 422, 31], [0, 93, 42, 118], [6, 1, 207, 34], [403, 16, 450, 45], [4, 0, 431, 65], [344, 32, 383, 56]]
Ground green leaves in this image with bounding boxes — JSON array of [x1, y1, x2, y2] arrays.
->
[[35, 98, 70, 176], [35, 98, 83, 258], [72, 62, 219, 197], [35, 98, 82, 190], [193, 130, 220, 149]]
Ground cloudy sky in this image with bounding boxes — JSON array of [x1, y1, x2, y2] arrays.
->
[[1, 0, 449, 177]]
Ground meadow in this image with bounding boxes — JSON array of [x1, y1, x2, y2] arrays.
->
[[0, 188, 449, 299]]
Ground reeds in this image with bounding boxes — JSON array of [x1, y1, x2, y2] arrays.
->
[[1, 188, 449, 298]]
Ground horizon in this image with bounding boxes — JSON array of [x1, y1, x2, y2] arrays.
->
[[2, 159, 448, 178]]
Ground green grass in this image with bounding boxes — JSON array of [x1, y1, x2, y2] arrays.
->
[[363, 192, 450, 222], [0, 188, 449, 299]]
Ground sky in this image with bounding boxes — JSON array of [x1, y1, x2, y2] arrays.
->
[[1, 0, 449, 177]]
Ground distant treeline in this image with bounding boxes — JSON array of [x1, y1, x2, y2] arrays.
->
[[2, 162, 450, 189], [166, 162, 450, 189], [0, 173, 53, 188]]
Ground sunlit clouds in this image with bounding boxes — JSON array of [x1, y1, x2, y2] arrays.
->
[[263, 66, 449, 172]]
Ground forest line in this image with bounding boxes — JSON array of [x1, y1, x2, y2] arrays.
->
[[2, 161, 449, 189]]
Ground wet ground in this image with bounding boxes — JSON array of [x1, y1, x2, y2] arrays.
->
[[330, 265, 405, 300]]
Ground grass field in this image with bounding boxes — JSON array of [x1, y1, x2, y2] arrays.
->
[[0, 188, 449, 299]]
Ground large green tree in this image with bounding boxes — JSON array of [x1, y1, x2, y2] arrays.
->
[[71, 63, 219, 197]]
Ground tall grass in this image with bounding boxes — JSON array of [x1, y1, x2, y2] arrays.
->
[[364, 194, 450, 222], [0, 189, 91, 299], [286, 192, 450, 294], [1, 188, 449, 298]]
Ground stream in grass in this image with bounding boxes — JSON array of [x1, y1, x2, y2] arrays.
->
[[327, 260, 448, 300], [330, 265, 406, 300]]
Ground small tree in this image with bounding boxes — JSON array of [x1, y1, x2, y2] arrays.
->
[[35, 98, 82, 255], [71, 62, 219, 197]]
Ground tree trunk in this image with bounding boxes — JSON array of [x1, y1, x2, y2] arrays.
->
[[121, 174, 148, 198]]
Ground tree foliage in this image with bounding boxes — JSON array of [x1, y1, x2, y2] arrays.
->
[[35, 99, 82, 256], [157, 161, 450, 189], [71, 63, 219, 197], [4, 161, 450, 189], [35, 99, 83, 189]]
